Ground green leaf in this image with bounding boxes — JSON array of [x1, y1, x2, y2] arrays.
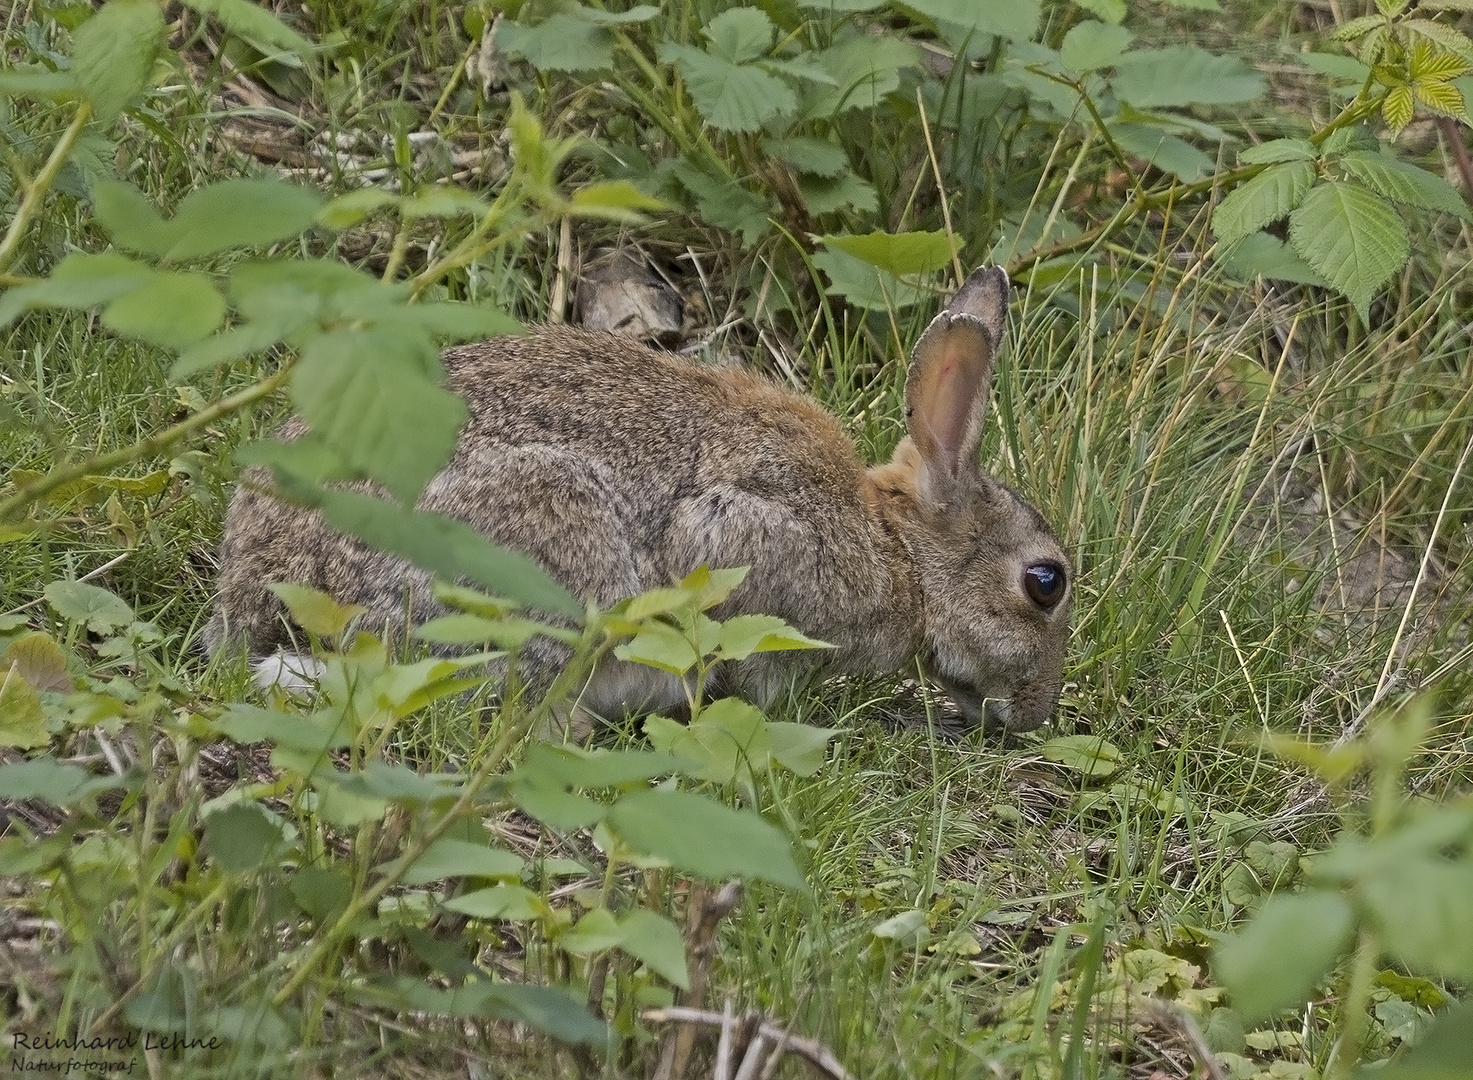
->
[[766, 722, 840, 777], [1214, 891, 1354, 1022], [313, 491, 582, 618], [0, 678, 49, 749], [1239, 138, 1317, 165], [797, 172, 878, 216], [1297, 51, 1371, 86], [715, 614, 831, 661], [670, 161, 772, 245], [1361, 858, 1473, 979], [518, 744, 685, 790], [619, 909, 690, 988], [1040, 735, 1123, 778], [171, 318, 301, 378], [442, 884, 548, 921], [399, 839, 525, 885], [2, 632, 74, 693], [1108, 123, 1214, 182], [0, 252, 153, 326], [871, 908, 929, 945], [266, 583, 366, 638], [474, 983, 609, 1047], [818, 230, 952, 275], [1072, 0, 1126, 22], [799, 0, 885, 9], [161, 179, 327, 261], [811, 248, 927, 310], [1374, 1003, 1473, 1080], [101, 271, 227, 349], [762, 137, 850, 178], [904, 0, 1039, 42], [91, 181, 173, 256], [657, 43, 796, 132], [801, 34, 920, 117], [562, 908, 624, 955], [212, 705, 350, 752], [607, 789, 804, 888], [614, 622, 700, 676], [44, 580, 135, 632], [499, 14, 614, 72], [316, 189, 398, 229], [568, 180, 669, 222], [511, 773, 610, 830], [1113, 46, 1265, 108], [703, 8, 774, 64], [1288, 180, 1410, 322], [0, 68, 80, 101], [181, 0, 314, 57], [0, 758, 125, 802], [1219, 231, 1327, 286], [1060, 21, 1134, 72], [1338, 151, 1473, 220], [71, 0, 164, 122], [203, 803, 290, 872], [1213, 161, 1316, 243], [291, 327, 465, 504]]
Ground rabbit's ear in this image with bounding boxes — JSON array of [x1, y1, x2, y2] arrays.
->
[[944, 266, 1009, 347], [905, 268, 1009, 501]]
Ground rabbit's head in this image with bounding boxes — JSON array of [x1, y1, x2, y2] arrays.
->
[[870, 267, 1071, 731]]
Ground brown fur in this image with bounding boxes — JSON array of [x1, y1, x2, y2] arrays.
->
[[205, 267, 1072, 731]]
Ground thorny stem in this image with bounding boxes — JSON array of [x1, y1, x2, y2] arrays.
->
[[0, 366, 294, 523], [0, 101, 93, 276]]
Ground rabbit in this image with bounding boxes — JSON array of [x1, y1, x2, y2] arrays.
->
[[204, 265, 1072, 736]]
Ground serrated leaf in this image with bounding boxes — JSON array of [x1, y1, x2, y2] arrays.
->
[[44, 580, 135, 632], [1338, 151, 1472, 219], [1113, 46, 1265, 108], [613, 622, 699, 676], [1108, 122, 1214, 181], [1374, 1003, 1473, 1080], [1220, 232, 1328, 286], [1414, 78, 1469, 119], [657, 43, 796, 132], [762, 136, 850, 177], [71, 0, 164, 122], [1213, 161, 1316, 243], [182, 0, 314, 57], [1239, 138, 1317, 165], [671, 161, 772, 245], [101, 271, 226, 349], [811, 248, 927, 310], [1040, 735, 1122, 778], [802, 34, 920, 117], [1382, 84, 1416, 132], [703, 8, 773, 64], [1060, 21, 1134, 72], [161, 179, 326, 261], [798, 172, 878, 216], [905, 0, 1039, 42], [715, 615, 831, 661], [1214, 891, 1354, 1022], [818, 230, 952, 275], [291, 327, 465, 503], [608, 789, 804, 888], [0, 252, 153, 326], [1402, 19, 1473, 64], [1288, 180, 1409, 322], [1330, 15, 1384, 44], [2, 632, 74, 692], [618, 909, 689, 988], [499, 14, 613, 72]]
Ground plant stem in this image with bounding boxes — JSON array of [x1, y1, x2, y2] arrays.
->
[[270, 620, 609, 1007], [0, 366, 294, 523], [0, 101, 93, 277], [1326, 928, 1380, 1080]]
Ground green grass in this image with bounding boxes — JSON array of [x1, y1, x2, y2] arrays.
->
[[3, 1, 1473, 1078]]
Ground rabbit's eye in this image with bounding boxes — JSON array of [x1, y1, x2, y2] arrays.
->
[[1023, 563, 1066, 610]]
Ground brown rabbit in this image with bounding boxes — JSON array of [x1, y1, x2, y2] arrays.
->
[[205, 266, 1071, 733]]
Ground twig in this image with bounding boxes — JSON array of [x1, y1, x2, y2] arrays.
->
[[643, 1008, 855, 1080], [1436, 116, 1473, 198], [0, 368, 293, 523], [0, 102, 93, 276], [653, 880, 743, 1080]]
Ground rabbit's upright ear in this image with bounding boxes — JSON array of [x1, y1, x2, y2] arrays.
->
[[904, 266, 1010, 502]]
